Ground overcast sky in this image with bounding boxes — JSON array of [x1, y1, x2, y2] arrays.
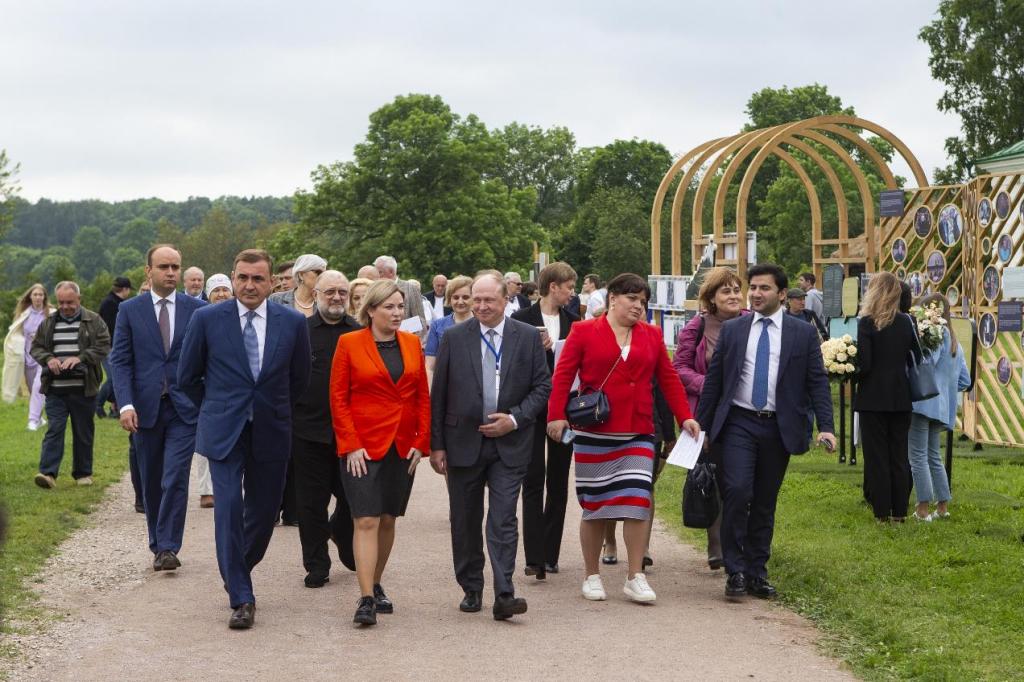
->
[[2, 0, 959, 202]]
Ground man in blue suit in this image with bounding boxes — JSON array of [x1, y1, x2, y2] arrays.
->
[[697, 264, 836, 601], [111, 244, 205, 572], [178, 249, 311, 630]]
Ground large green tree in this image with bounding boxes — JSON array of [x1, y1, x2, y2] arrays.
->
[[0, 149, 19, 242], [920, 1, 1024, 182], [71, 226, 112, 281], [293, 94, 543, 279], [492, 123, 579, 231]]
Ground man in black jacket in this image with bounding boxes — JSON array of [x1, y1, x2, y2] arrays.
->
[[95, 276, 132, 418], [292, 270, 361, 587]]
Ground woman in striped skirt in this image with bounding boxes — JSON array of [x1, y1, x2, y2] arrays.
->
[[547, 273, 699, 604]]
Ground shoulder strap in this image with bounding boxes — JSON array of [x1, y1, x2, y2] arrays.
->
[[597, 353, 622, 391], [694, 314, 707, 347]]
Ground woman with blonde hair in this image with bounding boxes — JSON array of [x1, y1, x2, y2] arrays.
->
[[854, 271, 922, 523], [346, 277, 374, 318], [330, 279, 430, 625], [424, 275, 474, 372], [908, 293, 970, 521], [672, 266, 747, 569], [3, 283, 55, 430]]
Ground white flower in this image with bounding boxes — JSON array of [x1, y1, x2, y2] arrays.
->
[[847, 346, 857, 357], [842, 334, 853, 344], [837, 352, 848, 362], [845, 363, 855, 372]]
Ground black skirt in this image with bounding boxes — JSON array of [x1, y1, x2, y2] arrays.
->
[[340, 444, 415, 518]]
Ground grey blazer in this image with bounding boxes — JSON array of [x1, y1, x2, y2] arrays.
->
[[430, 317, 551, 467]]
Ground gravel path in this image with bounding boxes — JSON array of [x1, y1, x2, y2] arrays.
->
[[2, 460, 854, 681]]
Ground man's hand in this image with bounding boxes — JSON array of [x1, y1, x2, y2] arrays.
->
[[59, 356, 81, 371], [46, 358, 62, 374], [546, 419, 569, 442], [429, 449, 447, 475], [817, 432, 838, 452], [406, 447, 423, 474], [345, 448, 369, 477], [479, 413, 515, 438], [119, 408, 139, 433]]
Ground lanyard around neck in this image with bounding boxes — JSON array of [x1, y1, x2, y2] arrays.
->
[[481, 331, 502, 368]]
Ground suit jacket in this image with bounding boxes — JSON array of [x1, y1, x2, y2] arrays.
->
[[430, 318, 551, 467], [696, 312, 834, 455], [177, 299, 311, 462], [853, 313, 921, 413], [424, 291, 453, 318], [511, 301, 578, 373], [110, 293, 206, 429], [329, 328, 430, 460], [547, 317, 692, 434]]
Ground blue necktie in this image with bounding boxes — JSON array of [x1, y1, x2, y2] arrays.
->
[[751, 318, 772, 410], [243, 310, 260, 381]]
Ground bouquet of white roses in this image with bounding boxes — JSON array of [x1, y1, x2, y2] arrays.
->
[[821, 335, 858, 381], [910, 302, 947, 353]]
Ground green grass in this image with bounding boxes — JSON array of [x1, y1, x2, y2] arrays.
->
[[0, 391, 129, 640], [655, 436, 1024, 681]]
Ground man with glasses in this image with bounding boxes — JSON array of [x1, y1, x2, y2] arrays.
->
[[291, 271, 360, 587]]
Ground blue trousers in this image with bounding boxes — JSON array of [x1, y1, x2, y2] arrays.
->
[[209, 422, 289, 608], [133, 396, 196, 554], [39, 392, 95, 480], [719, 409, 791, 579], [908, 413, 952, 504]]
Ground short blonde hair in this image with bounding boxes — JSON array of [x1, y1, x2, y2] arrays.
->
[[357, 279, 404, 327], [697, 267, 742, 314], [346, 278, 374, 316], [445, 275, 474, 306]]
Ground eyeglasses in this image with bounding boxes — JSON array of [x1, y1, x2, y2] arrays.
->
[[310, 269, 324, 276], [316, 288, 348, 298]]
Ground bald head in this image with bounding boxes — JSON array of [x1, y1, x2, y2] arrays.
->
[[357, 265, 380, 281], [183, 266, 205, 296], [315, 270, 351, 322]]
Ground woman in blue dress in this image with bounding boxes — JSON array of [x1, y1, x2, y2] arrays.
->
[[424, 275, 474, 373]]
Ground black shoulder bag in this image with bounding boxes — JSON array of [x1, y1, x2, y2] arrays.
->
[[565, 354, 621, 428]]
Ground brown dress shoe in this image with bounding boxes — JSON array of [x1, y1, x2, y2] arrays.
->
[[153, 550, 182, 571], [229, 603, 255, 629], [200, 495, 214, 508], [34, 473, 56, 489]]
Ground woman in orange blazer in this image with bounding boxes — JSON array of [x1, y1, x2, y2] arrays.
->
[[330, 279, 430, 626]]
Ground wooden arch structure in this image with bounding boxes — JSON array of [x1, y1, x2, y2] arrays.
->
[[650, 115, 929, 282]]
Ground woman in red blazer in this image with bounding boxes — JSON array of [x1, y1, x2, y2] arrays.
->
[[547, 273, 699, 604], [330, 280, 430, 626]]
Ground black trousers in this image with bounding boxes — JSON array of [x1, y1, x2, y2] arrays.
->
[[858, 411, 912, 519], [521, 419, 572, 568], [280, 456, 298, 525], [292, 435, 353, 575], [39, 391, 95, 480], [718, 410, 790, 579]]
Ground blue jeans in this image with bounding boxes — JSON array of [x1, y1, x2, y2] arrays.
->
[[908, 413, 951, 504]]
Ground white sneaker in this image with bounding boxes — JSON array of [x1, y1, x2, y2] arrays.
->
[[624, 573, 657, 603], [582, 574, 607, 601], [912, 511, 933, 522], [76, 476, 93, 486], [27, 420, 40, 431]]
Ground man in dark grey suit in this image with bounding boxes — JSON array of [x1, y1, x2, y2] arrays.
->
[[429, 273, 551, 621]]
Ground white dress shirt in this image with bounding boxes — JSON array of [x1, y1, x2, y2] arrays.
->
[[120, 290, 177, 414], [732, 306, 785, 412], [479, 318, 517, 428], [431, 296, 445, 321], [237, 299, 268, 370]]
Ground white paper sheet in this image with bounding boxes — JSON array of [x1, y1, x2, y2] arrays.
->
[[399, 316, 423, 333], [666, 431, 705, 469]]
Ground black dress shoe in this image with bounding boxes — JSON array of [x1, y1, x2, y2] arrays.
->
[[229, 603, 255, 629], [544, 563, 559, 574], [746, 576, 777, 599], [524, 564, 546, 580], [353, 596, 376, 625], [725, 572, 747, 600], [459, 590, 482, 613], [134, 503, 145, 514], [304, 572, 329, 588], [492, 593, 527, 621], [708, 557, 724, 570], [153, 550, 181, 571], [373, 583, 393, 613]]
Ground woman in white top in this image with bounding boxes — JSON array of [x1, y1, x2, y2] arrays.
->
[[3, 283, 55, 430]]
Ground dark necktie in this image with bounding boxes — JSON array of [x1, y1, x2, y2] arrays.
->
[[157, 299, 171, 354], [482, 329, 498, 420], [752, 318, 772, 410], [244, 310, 260, 381]]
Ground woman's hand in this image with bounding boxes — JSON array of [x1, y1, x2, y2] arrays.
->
[[546, 419, 570, 442], [406, 447, 423, 474], [682, 419, 701, 440], [345, 448, 369, 477]]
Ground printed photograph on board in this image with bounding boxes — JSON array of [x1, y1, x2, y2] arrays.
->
[[982, 237, 992, 255], [892, 238, 907, 263], [909, 271, 924, 298], [995, 191, 1011, 220], [983, 266, 1001, 301], [979, 312, 996, 349], [978, 197, 992, 227], [997, 356, 1011, 386], [998, 234, 1013, 263], [896, 266, 907, 281], [927, 250, 946, 283], [938, 204, 963, 246], [914, 206, 932, 238], [946, 286, 959, 306]]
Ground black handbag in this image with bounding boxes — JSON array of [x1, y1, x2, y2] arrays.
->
[[905, 314, 939, 402], [682, 462, 720, 529], [565, 354, 622, 428]]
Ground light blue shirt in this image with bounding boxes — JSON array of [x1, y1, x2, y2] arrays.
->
[[911, 329, 971, 429]]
